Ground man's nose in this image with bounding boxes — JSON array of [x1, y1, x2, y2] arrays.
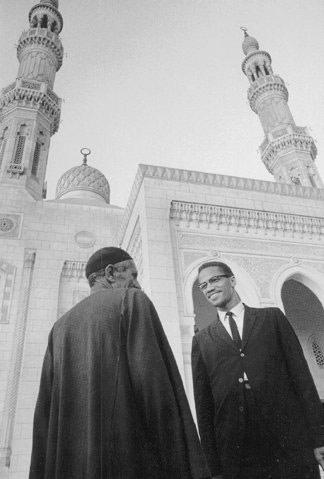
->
[[205, 281, 214, 293]]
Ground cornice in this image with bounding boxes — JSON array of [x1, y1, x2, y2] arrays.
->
[[117, 164, 324, 243], [0, 84, 61, 134], [170, 200, 324, 240], [261, 133, 317, 173]]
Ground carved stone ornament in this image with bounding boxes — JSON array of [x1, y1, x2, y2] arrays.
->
[[0, 215, 21, 237], [290, 256, 301, 265], [178, 233, 324, 261], [0, 218, 14, 233], [61, 261, 86, 281], [170, 200, 324, 241], [74, 231, 96, 249]]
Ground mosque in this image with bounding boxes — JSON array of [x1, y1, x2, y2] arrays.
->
[[0, 0, 324, 477]]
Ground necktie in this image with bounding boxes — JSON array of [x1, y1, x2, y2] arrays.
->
[[226, 311, 242, 350]]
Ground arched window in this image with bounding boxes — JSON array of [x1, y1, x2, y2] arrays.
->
[[40, 15, 48, 28], [255, 65, 262, 78], [31, 16, 38, 28], [13, 125, 27, 165], [31, 131, 44, 177]]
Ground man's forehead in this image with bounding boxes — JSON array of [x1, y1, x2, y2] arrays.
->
[[198, 266, 224, 281]]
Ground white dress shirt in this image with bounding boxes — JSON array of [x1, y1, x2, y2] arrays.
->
[[218, 302, 248, 380], [218, 302, 245, 339]]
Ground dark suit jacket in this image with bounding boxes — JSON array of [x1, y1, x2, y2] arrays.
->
[[192, 306, 324, 478]]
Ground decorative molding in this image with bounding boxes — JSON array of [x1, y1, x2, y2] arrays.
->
[[61, 261, 86, 281], [170, 200, 324, 240], [261, 133, 317, 173], [118, 163, 324, 244], [178, 233, 324, 260]]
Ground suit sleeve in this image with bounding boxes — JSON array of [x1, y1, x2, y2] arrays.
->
[[275, 308, 324, 448], [191, 335, 221, 476], [122, 288, 210, 479], [29, 331, 54, 479]]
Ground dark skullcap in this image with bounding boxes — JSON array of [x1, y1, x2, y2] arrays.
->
[[85, 247, 132, 278]]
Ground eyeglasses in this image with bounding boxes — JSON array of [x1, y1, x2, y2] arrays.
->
[[198, 274, 230, 291]]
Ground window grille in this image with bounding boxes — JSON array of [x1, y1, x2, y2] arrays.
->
[[311, 338, 324, 368], [31, 142, 41, 176], [13, 136, 26, 164]]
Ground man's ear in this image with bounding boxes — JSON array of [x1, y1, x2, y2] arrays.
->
[[105, 264, 115, 282], [230, 276, 236, 288]]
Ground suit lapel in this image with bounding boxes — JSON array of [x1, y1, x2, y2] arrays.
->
[[242, 305, 257, 349], [210, 316, 237, 351]]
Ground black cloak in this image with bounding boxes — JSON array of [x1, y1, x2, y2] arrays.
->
[[29, 288, 210, 479]]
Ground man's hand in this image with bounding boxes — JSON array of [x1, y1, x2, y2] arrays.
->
[[314, 446, 324, 471]]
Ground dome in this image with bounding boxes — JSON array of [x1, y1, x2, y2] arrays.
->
[[242, 32, 259, 56], [40, 0, 59, 9], [56, 150, 110, 204]]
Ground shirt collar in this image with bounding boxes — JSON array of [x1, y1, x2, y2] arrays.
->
[[218, 302, 244, 321]]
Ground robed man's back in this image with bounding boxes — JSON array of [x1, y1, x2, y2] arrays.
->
[[29, 287, 209, 479]]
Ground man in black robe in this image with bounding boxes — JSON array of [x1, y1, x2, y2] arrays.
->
[[192, 260, 324, 479], [29, 247, 210, 479]]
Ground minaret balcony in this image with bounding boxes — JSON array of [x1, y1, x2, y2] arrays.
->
[[17, 28, 63, 70], [261, 132, 317, 173], [0, 80, 61, 134], [248, 75, 288, 112]]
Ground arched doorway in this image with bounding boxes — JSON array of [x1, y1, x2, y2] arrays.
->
[[281, 278, 324, 399]]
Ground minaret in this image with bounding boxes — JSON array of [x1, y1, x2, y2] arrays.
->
[[241, 28, 323, 188], [0, 0, 63, 200]]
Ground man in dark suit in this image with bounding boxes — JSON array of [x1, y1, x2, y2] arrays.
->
[[191, 260, 324, 479]]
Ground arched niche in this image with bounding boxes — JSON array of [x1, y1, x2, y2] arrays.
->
[[184, 257, 261, 332], [272, 265, 324, 399]]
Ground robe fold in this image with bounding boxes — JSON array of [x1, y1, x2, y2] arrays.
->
[[29, 287, 210, 479]]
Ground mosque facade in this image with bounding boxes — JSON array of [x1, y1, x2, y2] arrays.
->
[[0, 1, 323, 477]]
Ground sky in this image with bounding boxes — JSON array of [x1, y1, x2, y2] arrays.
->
[[1, 0, 324, 207]]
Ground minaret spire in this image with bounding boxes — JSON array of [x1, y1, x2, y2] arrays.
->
[[241, 30, 323, 188], [0, 0, 64, 200]]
